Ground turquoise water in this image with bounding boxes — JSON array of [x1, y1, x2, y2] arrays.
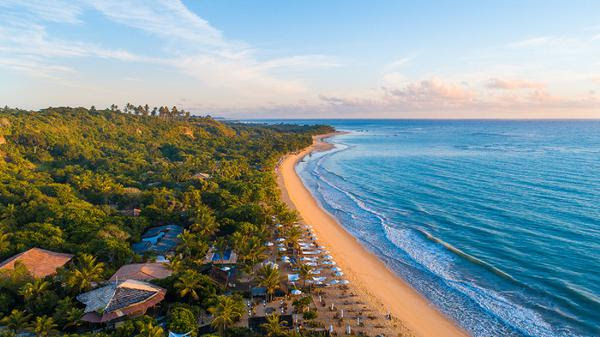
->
[[272, 120, 600, 337]]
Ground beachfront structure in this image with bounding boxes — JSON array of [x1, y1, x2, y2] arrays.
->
[[132, 225, 183, 255], [109, 262, 172, 282], [76, 279, 166, 323], [0, 247, 73, 278], [203, 247, 238, 265]]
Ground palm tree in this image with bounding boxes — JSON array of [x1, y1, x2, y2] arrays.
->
[[0, 230, 11, 256], [61, 307, 83, 329], [168, 254, 183, 273], [0, 309, 31, 332], [30, 316, 58, 337], [19, 278, 50, 301], [257, 263, 281, 301], [208, 296, 244, 336], [135, 321, 165, 337], [239, 238, 267, 276], [65, 253, 104, 293], [298, 263, 313, 290], [285, 225, 303, 255], [261, 314, 288, 337], [174, 270, 201, 302]]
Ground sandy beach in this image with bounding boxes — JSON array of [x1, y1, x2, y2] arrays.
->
[[277, 132, 469, 337]]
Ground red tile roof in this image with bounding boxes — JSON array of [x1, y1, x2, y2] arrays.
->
[[0, 248, 73, 278], [109, 263, 172, 282]]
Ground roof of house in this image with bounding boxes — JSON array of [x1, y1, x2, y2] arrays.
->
[[203, 248, 238, 265], [109, 263, 172, 282], [0, 248, 73, 278], [77, 279, 166, 323], [133, 225, 183, 255]]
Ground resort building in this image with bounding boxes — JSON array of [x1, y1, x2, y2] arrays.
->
[[132, 225, 183, 255], [76, 279, 166, 323], [203, 247, 238, 265], [109, 262, 172, 282], [0, 247, 73, 278]]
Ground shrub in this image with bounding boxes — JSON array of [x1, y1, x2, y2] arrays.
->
[[167, 305, 198, 337]]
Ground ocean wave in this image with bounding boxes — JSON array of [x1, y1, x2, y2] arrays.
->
[[383, 226, 563, 337]]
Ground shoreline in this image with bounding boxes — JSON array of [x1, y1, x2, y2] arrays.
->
[[276, 132, 469, 337]]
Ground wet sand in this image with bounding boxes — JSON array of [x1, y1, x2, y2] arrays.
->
[[276, 132, 469, 337]]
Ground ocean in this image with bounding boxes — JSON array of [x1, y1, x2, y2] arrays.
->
[[258, 119, 600, 336]]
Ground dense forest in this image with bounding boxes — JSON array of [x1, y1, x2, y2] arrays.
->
[[0, 106, 333, 336]]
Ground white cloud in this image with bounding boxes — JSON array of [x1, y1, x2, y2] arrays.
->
[[0, 0, 341, 106], [486, 78, 545, 90], [86, 0, 229, 50], [0, 0, 83, 23], [384, 56, 415, 70]]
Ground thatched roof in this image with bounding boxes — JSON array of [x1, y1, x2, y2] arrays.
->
[[0, 248, 73, 278], [77, 279, 166, 323], [109, 263, 172, 282]]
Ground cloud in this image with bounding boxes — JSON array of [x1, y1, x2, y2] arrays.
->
[[0, 56, 75, 79], [486, 78, 545, 90], [0, 0, 83, 23], [384, 56, 415, 70], [385, 77, 475, 104], [86, 0, 230, 51], [0, 0, 340, 105], [508, 36, 556, 48]]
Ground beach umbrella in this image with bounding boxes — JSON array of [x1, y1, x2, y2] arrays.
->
[[332, 266, 342, 272], [340, 279, 350, 285], [334, 271, 344, 277], [327, 279, 339, 286], [278, 247, 287, 252], [265, 242, 274, 247], [276, 238, 286, 242]]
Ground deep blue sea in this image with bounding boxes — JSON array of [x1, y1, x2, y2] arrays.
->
[[255, 119, 600, 336]]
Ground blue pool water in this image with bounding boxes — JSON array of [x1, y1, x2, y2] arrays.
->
[[264, 119, 600, 337]]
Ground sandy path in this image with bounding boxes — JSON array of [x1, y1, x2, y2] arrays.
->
[[276, 132, 469, 337]]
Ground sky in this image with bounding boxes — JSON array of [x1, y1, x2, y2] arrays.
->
[[1, 0, 599, 118]]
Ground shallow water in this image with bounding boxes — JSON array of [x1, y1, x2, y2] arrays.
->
[[274, 119, 600, 337]]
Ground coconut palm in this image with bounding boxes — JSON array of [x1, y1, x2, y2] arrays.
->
[[256, 263, 281, 301], [19, 278, 50, 301], [0, 230, 11, 255], [285, 225, 303, 255], [174, 270, 201, 302], [298, 263, 313, 289], [208, 295, 244, 336], [261, 314, 288, 337], [168, 254, 183, 273], [135, 321, 165, 337], [65, 253, 104, 293], [0, 309, 31, 332], [30, 316, 58, 337]]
